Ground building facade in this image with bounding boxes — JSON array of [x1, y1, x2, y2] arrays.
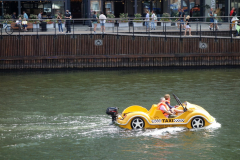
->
[[0, 0, 236, 20]]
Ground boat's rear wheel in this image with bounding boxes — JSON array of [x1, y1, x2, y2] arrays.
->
[[191, 117, 205, 129], [131, 117, 145, 129]]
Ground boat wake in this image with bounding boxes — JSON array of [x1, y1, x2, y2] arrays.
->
[[0, 114, 221, 145]]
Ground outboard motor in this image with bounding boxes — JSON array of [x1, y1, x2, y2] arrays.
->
[[106, 107, 118, 122]]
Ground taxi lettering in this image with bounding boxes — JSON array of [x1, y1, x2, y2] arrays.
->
[[162, 119, 174, 123]]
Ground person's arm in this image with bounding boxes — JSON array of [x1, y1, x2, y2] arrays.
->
[[165, 101, 175, 109], [160, 105, 172, 115]]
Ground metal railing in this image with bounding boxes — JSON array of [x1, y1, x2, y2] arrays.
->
[[0, 16, 239, 41]]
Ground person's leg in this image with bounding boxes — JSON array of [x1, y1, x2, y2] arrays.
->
[[58, 24, 60, 32], [103, 25, 105, 33], [94, 23, 97, 32], [60, 24, 63, 32], [189, 28, 192, 36], [100, 23, 103, 32]]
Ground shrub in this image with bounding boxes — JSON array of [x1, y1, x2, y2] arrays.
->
[[162, 13, 170, 22], [107, 13, 115, 23], [119, 13, 128, 23], [134, 13, 142, 23]]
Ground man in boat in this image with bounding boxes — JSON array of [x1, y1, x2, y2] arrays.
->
[[158, 96, 184, 118], [164, 94, 177, 109]]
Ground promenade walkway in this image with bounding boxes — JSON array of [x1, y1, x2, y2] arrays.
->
[[0, 22, 236, 38]]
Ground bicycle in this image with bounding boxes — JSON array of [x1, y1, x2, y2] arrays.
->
[[0, 23, 14, 35]]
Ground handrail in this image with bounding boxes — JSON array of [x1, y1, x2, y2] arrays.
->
[[0, 16, 238, 42], [0, 15, 237, 21]]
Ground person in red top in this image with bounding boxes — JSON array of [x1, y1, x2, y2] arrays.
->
[[230, 7, 235, 16], [230, 7, 235, 29], [157, 97, 174, 118]]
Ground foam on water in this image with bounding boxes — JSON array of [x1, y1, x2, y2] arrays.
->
[[0, 114, 222, 147]]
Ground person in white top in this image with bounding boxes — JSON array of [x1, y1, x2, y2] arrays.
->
[[145, 10, 150, 31], [151, 10, 156, 30], [99, 12, 107, 33]]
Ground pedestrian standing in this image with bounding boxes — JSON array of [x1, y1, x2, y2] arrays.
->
[[231, 9, 237, 29], [151, 10, 156, 30], [145, 10, 150, 31], [92, 11, 98, 34], [12, 12, 17, 19], [23, 11, 28, 20], [180, 9, 185, 30], [184, 15, 192, 36], [99, 12, 106, 33], [214, 11, 218, 30], [57, 13, 63, 33], [209, 8, 214, 30], [230, 7, 235, 29], [65, 10, 72, 33], [177, 8, 181, 29]]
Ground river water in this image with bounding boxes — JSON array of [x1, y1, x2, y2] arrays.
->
[[0, 67, 240, 159]]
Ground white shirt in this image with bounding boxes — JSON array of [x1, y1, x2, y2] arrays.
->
[[146, 13, 149, 21], [160, 105, 169, 118], [151, 13, 156, 21], [99, 14, 106, 23]]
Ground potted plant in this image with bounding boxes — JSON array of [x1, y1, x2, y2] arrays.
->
[[171, 12, 179, 26], [106, 13, 115, 27], [161, 13, 171, 26], [45, 19, 54, 28], [3, 14, 12, 28], [119, 13, 129, 27], [133, 13, 143, 27], [29, 14, 39, 28]]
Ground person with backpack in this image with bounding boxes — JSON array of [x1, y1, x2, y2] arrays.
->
[[151, 10, 157, 30]]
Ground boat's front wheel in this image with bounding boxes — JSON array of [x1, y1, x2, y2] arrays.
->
[[191, 117, 205, 129], [131, 117, 145, 129]]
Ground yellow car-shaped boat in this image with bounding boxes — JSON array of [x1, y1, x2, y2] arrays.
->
[[106, 94, 215, 129]]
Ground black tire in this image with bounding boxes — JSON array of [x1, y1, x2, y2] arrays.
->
[[191, 117, 205, 129], [131, 117, 145, 129], [5, 26, 13, 35]]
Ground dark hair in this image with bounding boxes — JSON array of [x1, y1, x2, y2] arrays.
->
[[94, 11, 96, 14], [100, 11, 103, 14]]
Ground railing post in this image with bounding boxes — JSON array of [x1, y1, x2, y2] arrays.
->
[[196, 23, 198, 35], [117, 21, 119, 39], [73, 20, 75, 36], [54, 21, 57, 38], [200, 24, 201, 41], [230, 22, 232, 42], [214, 23, 217, 42], [37, 23, 39, 39], [0, 27, 2, 40], [133, 21, 135, 40], [180, 22, 182, 40], [129, 21, 130, 33], [165, 23, 167, 41]]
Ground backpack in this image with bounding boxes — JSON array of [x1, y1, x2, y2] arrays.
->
[[153, 14, 157, 20]]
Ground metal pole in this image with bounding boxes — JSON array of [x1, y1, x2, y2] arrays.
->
[[134, 0, 137, 14], [196, 23, 198, 35], [180, 22, 181, 39], [165, 23, 166, 41], [73, 20, 74, 36], [18, 0, 21, 16], [133, 21, 134, 37], [230, 22, 232, 42], [37, 23, 39, 39], [200, 24, 201, 41]]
